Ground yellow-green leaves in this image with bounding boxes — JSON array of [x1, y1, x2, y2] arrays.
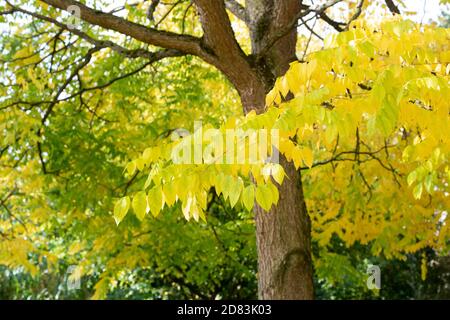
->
[[163, 182, 177, 206], [125, 161, 136, 176], [241, 185, 255, 211], [113, 196, 130, 225], [148, 186, 164, 217], [114, 18, 448, 269], [292, 146, 314, 169], [228, 177, 244, 208], [132, 191, 148, 221], [268, 17, 449, 204], [135, 158, 146, 171], [262, 163, 286, 185], [214, 174, 245, 208], [413, 183, 423, 200], [181, 195, 202, 221], [12, 46, 41, 66], [407, 171, 417, 187], [301, 147, 314, 169], [255, 183, 279, 211]]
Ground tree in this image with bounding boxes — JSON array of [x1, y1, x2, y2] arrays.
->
[[0, 0, 449, 300]]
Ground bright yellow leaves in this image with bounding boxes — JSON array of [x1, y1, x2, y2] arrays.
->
[[147, 186, 164, 217], [113, 196, 130, 225], [132, 191, 148, 221], [0, 239, 39, 276], [269, 17, 449, 259], [115, 17, 449, 270], [279, 137, 314, 169], [269, 17, 449, 202], [262, 163, 285, 185], [255, 182, 279, 211]]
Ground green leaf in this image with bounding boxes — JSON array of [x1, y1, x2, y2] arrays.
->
[[222, 175, 235, 201], [229, 178, 243, 208], [126, 161, 136, 176], [132, 191, 148, 221], [256, 184, 273, 211], [143, 147, 152, 162], [424, 174, 433, 194], [407, 171, 417, 186], [163, 182, 176, 206], [113, 196, 130, 225], [271, 164, 285, 185], [242, 185, 255, 211], [135, 158, 145, 171], [413, 183, 423, 200], [144, 172, 154, 189], [148, 186, 164, 217]]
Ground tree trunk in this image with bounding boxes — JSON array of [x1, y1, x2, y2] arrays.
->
[[241, 88, 314, 299], [236, 0, 315, 300], [255, 156, 314, 299], [154, 0, 316, 300]]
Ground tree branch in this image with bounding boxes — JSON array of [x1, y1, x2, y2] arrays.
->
[[224, 0, 249, 24], [61, 50, 185, 102], [259, 0, 343, 58], [191, 0, 262, 93], [193, 0, 245, 59], [9, 4, 177, 60], [319, 12, 345, 32], [346, 0, 365, 30], [40, 0, 206, 57], [385, 0, 401, 15], [41, 47, 97, 125]]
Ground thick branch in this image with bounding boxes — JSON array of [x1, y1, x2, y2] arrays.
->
[[259, 0, 342, 58], [9, 4, 178, 60], [192, 0, 266, 101], [40, 0, 205, 57], [193, 0, 245, 59], [225, 0, 249, 24]]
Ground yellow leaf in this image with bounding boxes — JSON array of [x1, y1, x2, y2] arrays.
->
[[271, 164, 285, 185], [126, 161, 136, 176], [256, 184, 273, 211], [242, 185, 255, 211], [135, 158, 145, 171], [113, 196, 130, 225], [148, 186, 164, 217], [301, 147, 314, 168], [132, 191, 148, 221], [163, 182, 177, 206], [229, 177, 243, 208]]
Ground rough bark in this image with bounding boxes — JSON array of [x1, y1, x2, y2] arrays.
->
[[254, 156, 314, 299]]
